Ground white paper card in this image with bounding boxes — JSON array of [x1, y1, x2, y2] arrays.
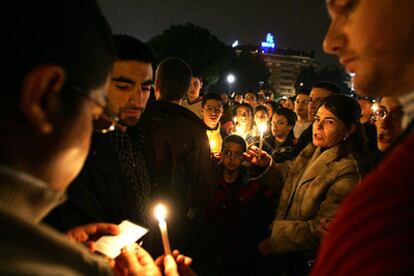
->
[[95, 220, 148, 258]]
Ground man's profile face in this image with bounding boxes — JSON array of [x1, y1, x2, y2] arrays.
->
[[324, 0, 414, 97], [105, 60, 153, 126], [60, 76, 111, 190]]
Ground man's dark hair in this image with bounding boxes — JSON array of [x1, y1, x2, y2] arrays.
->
[[313, 81, 342, 95], [254, 105, 269, 116], [2, 0, 114, 107], [113, 34, 154, 63], [202, 93, 223, 107], [191, 70, 203, 81], [274, 107, 297, 126], [155, 58, 192, 101], [296, 88, 311, 96], [222, 135, 247, 152]]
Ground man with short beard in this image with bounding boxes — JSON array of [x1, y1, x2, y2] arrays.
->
[[45, 35, 154, 231]]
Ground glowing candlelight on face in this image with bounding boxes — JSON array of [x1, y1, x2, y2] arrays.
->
[[372, 102, 379, 113], [235, 125, 246, 138], [154, 204, 171, 255], [258, 123, 267, 160]]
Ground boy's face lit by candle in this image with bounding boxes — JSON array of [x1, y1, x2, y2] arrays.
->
[[222, 142, 244, 172]]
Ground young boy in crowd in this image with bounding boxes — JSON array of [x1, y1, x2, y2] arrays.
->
[[201, 135, 274, 275], [267, 107, 298, 163]]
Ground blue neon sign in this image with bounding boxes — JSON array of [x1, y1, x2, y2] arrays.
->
[[261, 33, 276, 53]]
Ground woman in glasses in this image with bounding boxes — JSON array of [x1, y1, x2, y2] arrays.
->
[[201, 135, 275, 275], [246, 94, 367, 276]]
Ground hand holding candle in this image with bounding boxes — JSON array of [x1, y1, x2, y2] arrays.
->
[[154, 204, 172, 255]]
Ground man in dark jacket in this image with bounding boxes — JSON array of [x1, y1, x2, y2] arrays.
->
[[45, 35, 154, 231], [139, 58, 215, 258]]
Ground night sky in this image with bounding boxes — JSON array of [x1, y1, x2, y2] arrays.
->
[[97, 0, 337, 65]]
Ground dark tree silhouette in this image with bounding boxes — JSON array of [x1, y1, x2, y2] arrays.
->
[[148, 23, 233, 86]]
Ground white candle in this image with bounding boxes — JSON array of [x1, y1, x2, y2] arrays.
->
[[258, 123, 267, 160], [154, 204, 171, 255]]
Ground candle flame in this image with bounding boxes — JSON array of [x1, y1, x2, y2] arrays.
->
[[258, 123, 267, 134], [154, 204, 167, 221], [372, 102, 379, 113], [209, 139, 216, 150]]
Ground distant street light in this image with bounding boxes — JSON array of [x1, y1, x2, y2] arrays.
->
[[227, 74, 236, 94], [227, 74, 235, 84]]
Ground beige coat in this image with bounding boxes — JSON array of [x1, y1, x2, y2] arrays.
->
[[260, 143, 360, 255]]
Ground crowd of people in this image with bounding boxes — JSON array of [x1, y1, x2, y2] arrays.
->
[[1, 0, 413, 275]]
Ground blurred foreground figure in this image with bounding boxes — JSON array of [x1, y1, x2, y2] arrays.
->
[[0, 2, 189, 275], [0, 0, 115, 274], [312, 1, 414, 275]]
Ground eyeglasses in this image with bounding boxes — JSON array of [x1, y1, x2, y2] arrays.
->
[[68, 82, 120, 134], [370, 106, 403, 122], [222, 150, 244, 160]]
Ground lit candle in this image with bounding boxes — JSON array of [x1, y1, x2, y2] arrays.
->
[[154, 204, 171, 255], [372, 102, 379, 113], [257, 123, 268, 160], [233, 116, 238, 124]]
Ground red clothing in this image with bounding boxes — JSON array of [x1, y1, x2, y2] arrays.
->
[[311, 133, 414, 276]]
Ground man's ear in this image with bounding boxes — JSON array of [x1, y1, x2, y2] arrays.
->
[[20, 64, 66, 134]]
